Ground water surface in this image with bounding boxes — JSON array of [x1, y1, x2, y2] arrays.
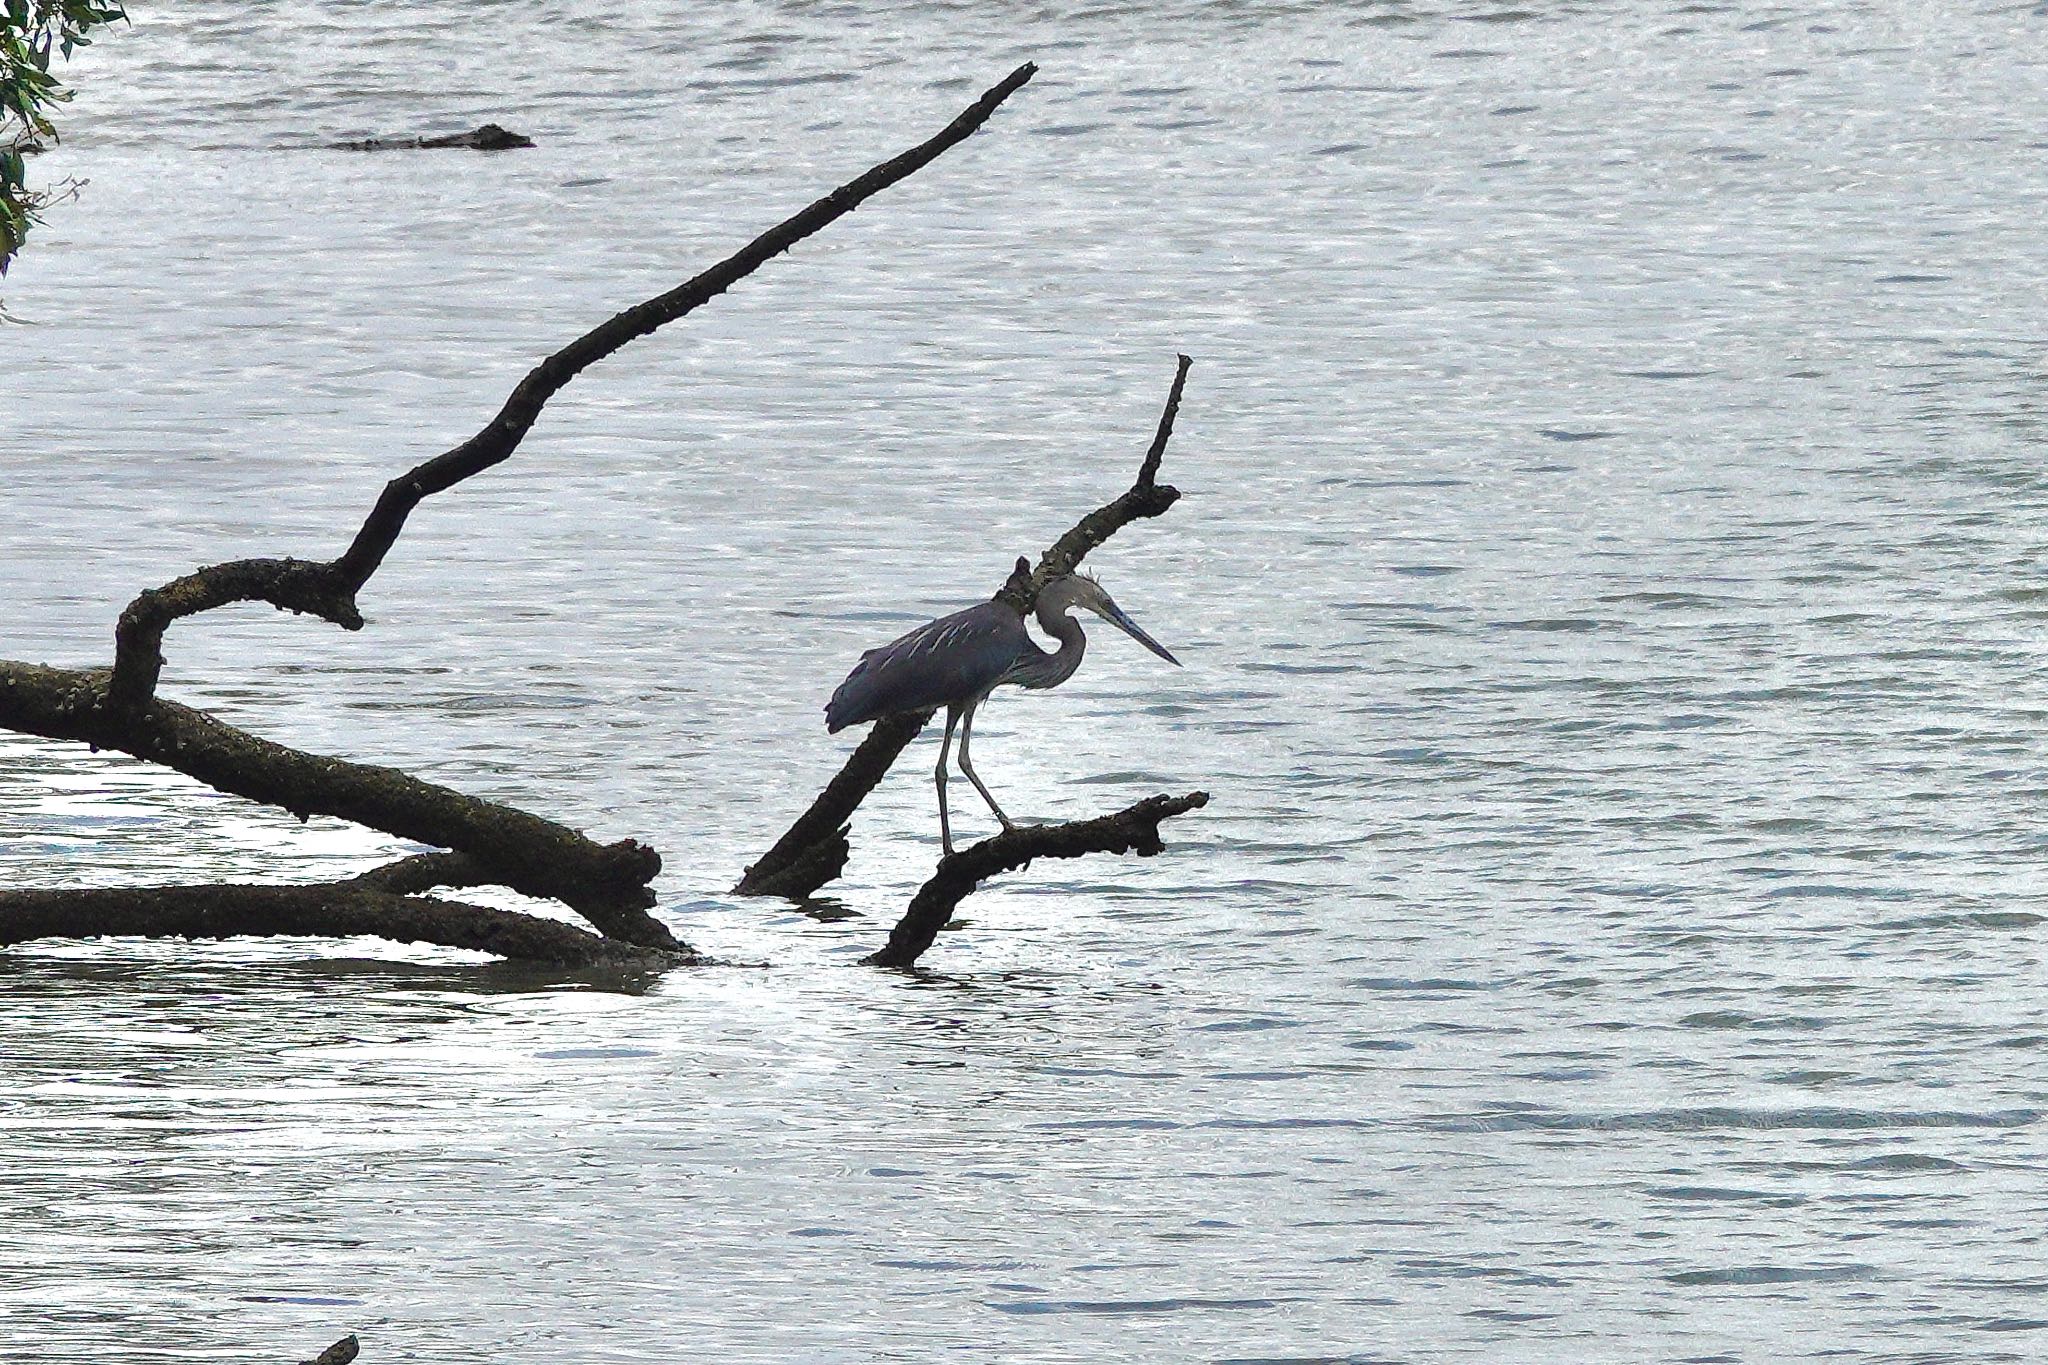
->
[[5, 1, 2048, 1360]]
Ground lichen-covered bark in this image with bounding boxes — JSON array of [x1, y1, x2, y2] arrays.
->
[[738, 354, 1196, 898], [108, 557, 361, 716], [864, 792, 1210, 968]]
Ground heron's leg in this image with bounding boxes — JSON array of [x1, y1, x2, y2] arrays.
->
[[935, 704, 961, 856], [957, 695, 1016, 831]]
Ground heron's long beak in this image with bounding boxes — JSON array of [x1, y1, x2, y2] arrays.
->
[[1102, 602, 1181, 666]]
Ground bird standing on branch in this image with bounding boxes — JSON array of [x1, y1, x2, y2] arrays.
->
[[826, 561, 1181, 854]]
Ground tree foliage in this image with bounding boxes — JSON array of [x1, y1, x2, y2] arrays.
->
[[0, 0, 123, 273]]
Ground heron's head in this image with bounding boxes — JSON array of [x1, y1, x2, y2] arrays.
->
[[1043, 572, 1181, 666]]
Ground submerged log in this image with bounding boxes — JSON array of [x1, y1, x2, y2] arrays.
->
[[331, 123, 534, 151], [0, 882, 690, 969]]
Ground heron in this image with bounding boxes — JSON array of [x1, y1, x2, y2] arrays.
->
[[825, 568, 1181, 855]]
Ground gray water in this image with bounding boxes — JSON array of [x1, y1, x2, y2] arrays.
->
[[5, 1, 2048, 1359]]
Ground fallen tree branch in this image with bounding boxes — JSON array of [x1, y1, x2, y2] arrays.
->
[[864, 792, 1210, 968], [0, 882, 690, 968], [0, 660, 675, 948], [3, 65, 1040, 964], [736, 354, 1195, 899], [332, 123, 534, 151], [733, 710, 931, 898], [103, 60, 1039, 720]]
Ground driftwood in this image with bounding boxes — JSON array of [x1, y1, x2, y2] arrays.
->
[[0, 62, 1209, 971], [330, 123, 533, 151], [735, 354, 1197, 901]]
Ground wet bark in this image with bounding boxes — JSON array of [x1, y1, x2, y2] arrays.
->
[[865, 792, 1210, 968], [733, 710, 933, 898], [734, 354, 1197, 900], [0, 659, 675, 949], [0, 881, 688, 969]]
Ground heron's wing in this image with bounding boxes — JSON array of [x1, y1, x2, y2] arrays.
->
[[825, 602, 1026, 731]]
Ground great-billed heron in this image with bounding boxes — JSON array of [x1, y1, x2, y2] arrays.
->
[[826, 569, 1180, 854]]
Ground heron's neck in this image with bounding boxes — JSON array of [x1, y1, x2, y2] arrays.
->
[[1009, 599, 1085, 690]]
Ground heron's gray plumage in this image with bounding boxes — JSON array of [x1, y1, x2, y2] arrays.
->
[[825, 601, 1027, 733], [824, 570, 1180, 854]]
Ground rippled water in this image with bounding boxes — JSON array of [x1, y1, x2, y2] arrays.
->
[[6, 1, 2048, 1359]]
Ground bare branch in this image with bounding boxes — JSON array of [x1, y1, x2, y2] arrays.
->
[[739, 355, 1195, 897], [0, 65, 1051, 960], [863, 792, 1209, 968], [109, 557, 360, 715], [0, 659, 676, 949], [345, 850, 496, 895], [1135, 352, 1192, 489], [100, 62, 1039, 716], [733, 710, 931, 897], [332, 61, 1035, 590], [996, 352, 1191, 614], [0, 883, 692, 969]]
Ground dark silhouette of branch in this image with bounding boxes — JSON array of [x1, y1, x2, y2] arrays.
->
[[0, 659, 676, 948], [864, 792, 1209, 968], [995, 351, 1191, 614], [102, 60, 1038, 719], [2, 65, 1041, 965], [0, 882, 690, 968], [734, 710, 932, 898], [736, 354, 1195, 899]]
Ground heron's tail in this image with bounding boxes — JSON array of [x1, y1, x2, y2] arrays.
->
[[824, 673, 873, 733]]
